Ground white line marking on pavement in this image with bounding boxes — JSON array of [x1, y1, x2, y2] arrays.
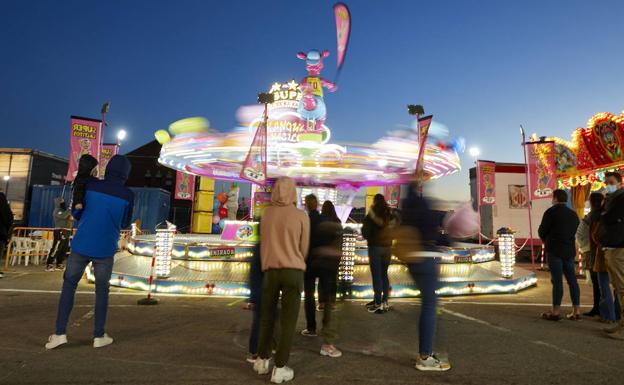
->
[[71, 310, 94, 327], [442, 300, 591, 308], [531, 340, 575, 356], [441, 308, 511, 333], [531, 340, 623, 371]]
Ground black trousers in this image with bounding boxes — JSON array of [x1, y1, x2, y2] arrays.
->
[[589, 271, 601, 312], [46, 229, 70, 266], [304, 263, 338, 333]]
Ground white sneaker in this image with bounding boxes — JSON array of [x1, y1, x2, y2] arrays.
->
[[45, 334, 67, 349], [253, 358, 270, 375], [93, 333, 114, 348], [415, 354, 451, 371], [271, 366, 294, 383], [320, 345, 342, 358]]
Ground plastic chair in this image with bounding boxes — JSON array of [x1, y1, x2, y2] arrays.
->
[[10, 237, 34, 266]]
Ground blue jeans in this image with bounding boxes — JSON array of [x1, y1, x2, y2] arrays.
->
[[597, 271, 621, 321], [547, 255, 580, 307], [55, 252, 114, 337], [408, 258, 439, 355], [368, 246, 391, 305]]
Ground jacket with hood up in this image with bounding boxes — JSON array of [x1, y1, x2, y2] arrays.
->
[[71, 155, 134, 258], [53, 197, 73, 229], [260, 177, 310, 272]]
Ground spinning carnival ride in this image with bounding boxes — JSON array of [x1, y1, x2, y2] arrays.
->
[[90, 77, 537, 297]]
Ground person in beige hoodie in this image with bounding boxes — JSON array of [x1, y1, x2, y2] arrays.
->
[[253, 177, 310, 383]]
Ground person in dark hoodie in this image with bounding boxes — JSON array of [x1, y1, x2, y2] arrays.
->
[[71, 154, 99, 214], [45, 155, 133, 350], [45, 197, 73, 271], [362, 194, 395, 313], [400, 183, 450, 371], [0, 190, 13, 279]]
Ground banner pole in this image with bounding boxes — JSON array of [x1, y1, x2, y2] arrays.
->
[[521, 126, 536, 272], [476, 160, 482, 245]]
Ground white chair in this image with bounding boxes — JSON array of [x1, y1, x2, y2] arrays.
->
[[10, 237, 35, 266]]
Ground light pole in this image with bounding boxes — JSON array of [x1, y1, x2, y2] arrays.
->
[[520, 125, 536, 272]]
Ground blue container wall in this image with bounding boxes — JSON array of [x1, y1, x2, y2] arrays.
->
[[28, 185, 170, 231]]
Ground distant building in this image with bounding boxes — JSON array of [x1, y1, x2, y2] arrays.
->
[[0, 148, 68, 224]]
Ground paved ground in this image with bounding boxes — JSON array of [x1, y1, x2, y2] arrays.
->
[[1, 263, 623, 385]]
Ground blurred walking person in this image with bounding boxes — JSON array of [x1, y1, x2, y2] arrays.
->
[[45, 156, 133, 350], [539, 189, 581, 321], [397, 184, 451, 371], [362, 194, 395, 313], [302, 200, 344, 357], [253, 177, 309, 383], [46, 197, 73, 272]]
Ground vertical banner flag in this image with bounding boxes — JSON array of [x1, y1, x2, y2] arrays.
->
[[415, 115, 433, 180], [477, 161, 496, 205], [174, 171, 196, 200], [384, 185, 401, 208], [527, 142, 556, 199], [99, 144, 119, 177], [334, 2, 351, 71], [241, 106, 268, 185], [67, 116, 102, 182]]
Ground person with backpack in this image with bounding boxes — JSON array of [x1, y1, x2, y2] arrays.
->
[[362, 194, 395, 314], [45, 197, 73, 272], [599, 172, 624, 339], [45, 155, 133, 350]]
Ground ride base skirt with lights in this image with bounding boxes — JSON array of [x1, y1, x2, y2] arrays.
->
[[86, 230, 537, 298]]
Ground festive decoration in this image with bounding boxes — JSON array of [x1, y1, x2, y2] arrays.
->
[[496, 228, 516, 279], [478, 161, 496, 205], [527, 141, 556, 199], [174, 171, 195, 200], [333, 2, 351, 73], [296, 49, 337, 133], [154, 221, 176, 278], [66, 116, 102, 181]]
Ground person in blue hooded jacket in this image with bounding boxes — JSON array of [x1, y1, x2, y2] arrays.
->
[[45, 155, 133, 350]]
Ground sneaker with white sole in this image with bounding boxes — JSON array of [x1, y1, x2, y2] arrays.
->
[[45, 334, 67, 349], [415, 354, 451, 371], [253, 358, 271, 375], [320, 345, 342, 358], [271, 366, 294, 383], [45, 265, 55, 272], [604, 322, 623, 334], [301, 329, 317, 337], [367, 303, 383, 313], [93, 334, 113, 348], [246, 353, 258, 363]]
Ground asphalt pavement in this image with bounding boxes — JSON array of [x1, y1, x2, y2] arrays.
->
[[1, 264, 623, 385]]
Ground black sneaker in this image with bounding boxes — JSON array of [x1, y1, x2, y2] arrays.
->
[[365, 301, 375, 309], [583, 310, 599, 317], [367, 304, 383, 313], [45, 265, 55, 272]]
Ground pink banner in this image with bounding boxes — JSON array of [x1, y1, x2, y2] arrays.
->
[[99, 144, 119, 177], [334, 2, 351, 70], [384, 185, 401, 208], [477, 161, 496, 205], [527, 142, 556, 200], [66, 116, 102, 182], [174, 171, 196, 200], [415, 115, 433, 180], [241, 107, 268, 185]]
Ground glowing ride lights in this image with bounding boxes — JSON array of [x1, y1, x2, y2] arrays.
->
[[339, 231, 356, 283], [154, 222, 177, 278], [497, 228, 516, 279]]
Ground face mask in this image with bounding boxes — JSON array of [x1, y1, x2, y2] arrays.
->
[[606, 184, 619, 194]]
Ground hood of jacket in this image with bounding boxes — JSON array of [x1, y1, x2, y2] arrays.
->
[[271, 177, 297, 207], [104, 155, 131, 184], [77, 154, 99, 178]]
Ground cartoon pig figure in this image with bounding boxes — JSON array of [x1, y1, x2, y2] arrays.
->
[[297, 49, 337, 133]]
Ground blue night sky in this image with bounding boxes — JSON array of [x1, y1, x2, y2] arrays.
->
[[2, 0, 623, 202]]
